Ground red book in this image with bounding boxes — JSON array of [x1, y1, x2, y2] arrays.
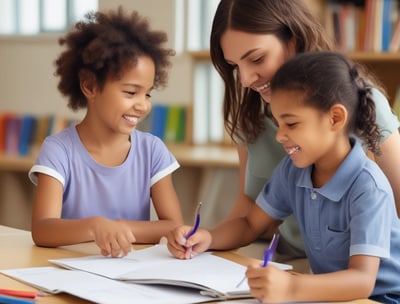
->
[[363, 0, 376, 51], [0, 113, 17, 154], [389, 19, 400, 52]]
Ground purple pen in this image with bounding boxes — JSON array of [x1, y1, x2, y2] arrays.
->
[[262, 233, 279, 267], [184, 202, 202, 258], [236, 233, 280, 288], [186, 202, 202, 239]]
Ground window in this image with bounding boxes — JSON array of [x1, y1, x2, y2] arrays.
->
[[0, 0, 98, 35]]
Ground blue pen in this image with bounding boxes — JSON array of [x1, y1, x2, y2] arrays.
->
[[0, 295, 36, 304], [236, 233, 280, 288], [185, 202, 202, 257]]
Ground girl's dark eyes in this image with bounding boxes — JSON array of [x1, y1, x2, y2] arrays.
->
[[123, 91, 136, 96], [286, 122, 298, 128], [123, 91, 152, 98]]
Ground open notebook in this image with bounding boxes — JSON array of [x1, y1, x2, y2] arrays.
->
[[1, 245, 292, 303], [1, 266, 216, 304], [49, 244, 291, 299]]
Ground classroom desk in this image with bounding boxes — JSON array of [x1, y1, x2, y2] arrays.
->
[[0, 225, 377, 304]]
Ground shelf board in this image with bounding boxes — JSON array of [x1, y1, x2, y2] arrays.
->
[[167, 143, 238, 168], [0, 154, 36, 172], [349, 52, 400, 62], [0, 144, 239, 172]]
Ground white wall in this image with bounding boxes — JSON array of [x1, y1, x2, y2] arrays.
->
[[0, 0, 193, 121]]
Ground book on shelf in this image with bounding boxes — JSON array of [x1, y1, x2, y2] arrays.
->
[[0, 112, 17, 154], [0, 113, 77, 157], [4, 113, 21, 155], [18, 115, 37, 156], [325, 0, 400, 52], [146, 103, 187, 143], [0, 105, 187, 158], [1, 244, 292, 303], [381, 0, 393, 51], [389, 18, 400, 52]]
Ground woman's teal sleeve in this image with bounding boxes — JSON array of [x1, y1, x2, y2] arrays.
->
[[373, 88, 400, 141]]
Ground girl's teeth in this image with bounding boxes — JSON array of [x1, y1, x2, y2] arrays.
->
[[288, 146, 300, 155], [124, 115, 138, 123]]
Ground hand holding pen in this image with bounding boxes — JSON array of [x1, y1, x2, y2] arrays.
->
[[236, 233, 280, 288], [166, 201, 211, 259], [184, 202, 202, 258]]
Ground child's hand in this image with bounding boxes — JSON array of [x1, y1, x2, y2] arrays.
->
[[166, 225, 212, 259], [90, 217, 135, 257], [246, 262, 292, 303]]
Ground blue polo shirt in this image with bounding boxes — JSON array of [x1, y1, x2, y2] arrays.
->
[[256, 139, 400, 296]]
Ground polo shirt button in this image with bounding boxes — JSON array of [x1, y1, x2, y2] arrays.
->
[[311, 192, 317, 200]]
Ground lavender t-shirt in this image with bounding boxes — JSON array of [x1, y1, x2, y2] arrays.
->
[[29, 126, 179, 220]]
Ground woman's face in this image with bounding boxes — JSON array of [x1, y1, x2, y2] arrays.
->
[[220, 29, 296, 102]]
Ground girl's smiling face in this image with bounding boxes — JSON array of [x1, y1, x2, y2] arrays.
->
[[220, 29, 296, 102], [270, 89, 337, 169], [89, 55, 155, 135]]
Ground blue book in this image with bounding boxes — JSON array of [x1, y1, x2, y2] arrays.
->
[[381, 0, 392, 52], [150, 104, 168, 140], [18, 115, 37, 156]]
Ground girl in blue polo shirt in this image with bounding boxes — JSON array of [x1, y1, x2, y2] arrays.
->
[[167, 51, 400, 303]]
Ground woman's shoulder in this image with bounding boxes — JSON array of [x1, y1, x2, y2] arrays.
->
[[370, 88, 400, 140]]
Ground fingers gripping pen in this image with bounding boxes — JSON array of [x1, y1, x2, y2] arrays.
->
[[185, 202, 202, 257]]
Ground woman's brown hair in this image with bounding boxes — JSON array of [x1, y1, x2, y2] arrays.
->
[[210, 0, 334, 143]]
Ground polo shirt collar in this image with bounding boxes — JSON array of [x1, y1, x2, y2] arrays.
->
[[296, 138, 367, 201]]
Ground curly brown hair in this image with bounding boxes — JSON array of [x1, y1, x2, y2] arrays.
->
[[54, 6, 175, 111]]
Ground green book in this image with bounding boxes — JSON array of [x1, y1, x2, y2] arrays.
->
[[164, 105, 182, 142]]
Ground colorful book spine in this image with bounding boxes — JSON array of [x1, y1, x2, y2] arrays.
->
[[389, 18, 400, 52], [0, 113, 74, 157], [149, 104, 186, 143], [150, 104, 168, 140], [4, 115, 21, 155], [18, 115, 37, 156], [381, 0, 393, 51], [164, 105, 186, 143]]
